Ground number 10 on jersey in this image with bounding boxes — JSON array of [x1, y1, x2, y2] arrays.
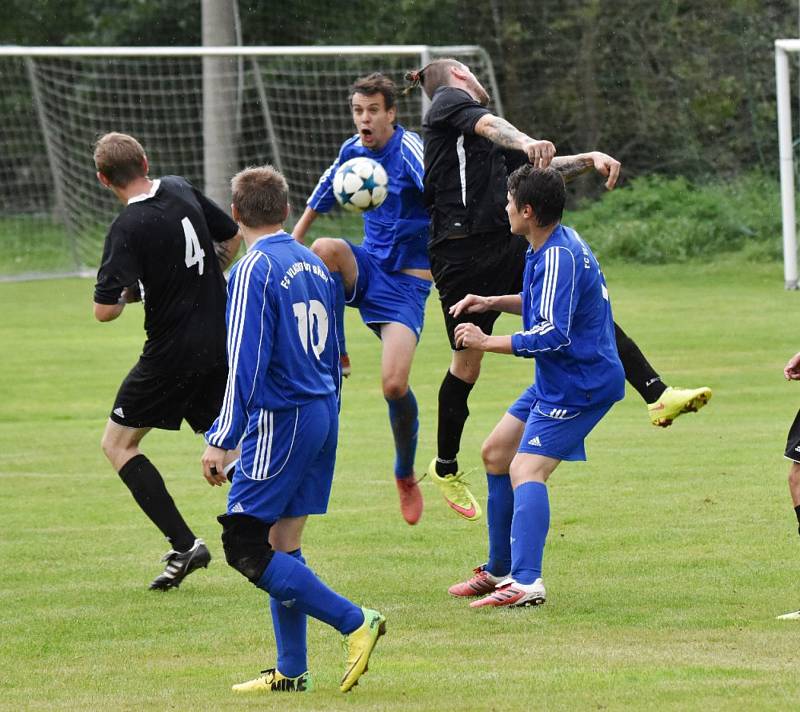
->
[[293, 300, 329, 359]]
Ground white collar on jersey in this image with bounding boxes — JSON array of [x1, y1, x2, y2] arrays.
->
[[127, 179, 161, 205], [249, 230, 287, 250]]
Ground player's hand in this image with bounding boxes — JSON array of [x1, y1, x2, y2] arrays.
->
[[589, 151, 621, 190], [454, 322, 488, 350], [523, 139, 556, 169], [449, 294, 491, 318], [120, 283, 142, 303], [201, 445, 228, 486], [784, 352, 800, 380]]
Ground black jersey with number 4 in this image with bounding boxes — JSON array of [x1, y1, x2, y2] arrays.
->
[[94, 176, 238, 373], [423, 87, 527, 247]]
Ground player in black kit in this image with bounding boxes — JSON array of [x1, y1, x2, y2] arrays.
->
[[92, 132, 241, 590], [404, 59, 711, 520]]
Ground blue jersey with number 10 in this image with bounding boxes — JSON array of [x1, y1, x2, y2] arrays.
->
[[307, 125, 428, 273], [205, 231, 340, 452]]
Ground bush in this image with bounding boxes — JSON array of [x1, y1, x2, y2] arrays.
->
[[568, 172, 783, 264]]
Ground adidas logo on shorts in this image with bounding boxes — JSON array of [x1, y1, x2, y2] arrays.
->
[[528, 436, 541, 447], [113, 407, 125, 418]]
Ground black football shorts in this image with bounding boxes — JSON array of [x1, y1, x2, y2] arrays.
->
[[785, 408, 800, 462], [109, 360, 228, 433], [429, 231, 528, 350]]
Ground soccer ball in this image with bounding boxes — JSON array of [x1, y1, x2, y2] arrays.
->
[[332, 157, 389, 213]]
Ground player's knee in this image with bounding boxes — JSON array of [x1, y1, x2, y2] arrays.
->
[[101, 432, 123, 465], [450, 358, 481, 383], [382, 378, 408, 401], [481, 436, 511, 473], [218, 513, 274, 584], [310, 238, 340, 267]]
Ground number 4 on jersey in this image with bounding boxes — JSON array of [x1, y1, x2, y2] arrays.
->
[[182, 217, 205, 275]]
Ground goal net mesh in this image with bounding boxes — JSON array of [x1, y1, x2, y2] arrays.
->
[[0, 48, 496, 279]]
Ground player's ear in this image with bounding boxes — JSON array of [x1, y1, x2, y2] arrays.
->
[[387, 105, 397, 124], [97, 171, 110, 188], [141, 156, 149, 176], [281, 203, 290, 222], [231, 204, 240, 223]]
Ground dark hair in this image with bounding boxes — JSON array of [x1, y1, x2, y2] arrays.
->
[[230, 165, 289, 227], [507, 165, 565, 227], [93, 132, 147, 187], [349, 72, 396, 110], [403, 58, 461, 99]]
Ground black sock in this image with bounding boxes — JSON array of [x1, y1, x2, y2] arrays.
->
[[795, 505, 800, 535], [436, 370, 475, 475], [118, 454, 195, 552], [614, 322, 667, 404]]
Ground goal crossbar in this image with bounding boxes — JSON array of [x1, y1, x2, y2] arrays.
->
[[0, 44, 503, 281]]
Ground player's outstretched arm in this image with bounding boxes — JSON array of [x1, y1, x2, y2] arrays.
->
[[785, 352, 800, 380], [292, 206, 319, 245], [449, 293, 522, 318], [552, 152, 621, 190], [473, 114, 555, 168], [453, 322, 513, 353]]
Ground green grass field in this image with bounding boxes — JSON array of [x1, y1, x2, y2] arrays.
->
[[2, 259, 800, 710]]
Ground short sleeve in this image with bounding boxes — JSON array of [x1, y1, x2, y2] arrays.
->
[[192, 185, 239, 243], [425, 87, 492, 135], [93, 223, 141, 304]]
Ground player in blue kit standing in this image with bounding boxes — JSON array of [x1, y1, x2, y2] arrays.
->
[[293, 73, 431, 525], [202, 166, 385, 693], [448, 165, 625, 607]]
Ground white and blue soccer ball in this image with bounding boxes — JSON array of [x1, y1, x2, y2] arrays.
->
[[332, 157, 389, 213]]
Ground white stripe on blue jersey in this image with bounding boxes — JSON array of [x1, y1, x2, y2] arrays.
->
[[510, 225, 624, 407], [205, 232, 338, 452], [208, 251, 270, 448]]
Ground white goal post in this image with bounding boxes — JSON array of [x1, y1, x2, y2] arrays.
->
[[775, 39, 800, 289], [0, 44, 502, 280]]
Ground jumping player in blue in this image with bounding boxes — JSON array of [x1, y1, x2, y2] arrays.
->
[[293, 73, 431, 525], [447, 165, 625, 607], [202, 166, 385, 693]]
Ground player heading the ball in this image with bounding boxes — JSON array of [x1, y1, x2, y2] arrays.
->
[[293, 72, 432, 526]]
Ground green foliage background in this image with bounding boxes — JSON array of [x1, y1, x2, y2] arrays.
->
[[1, 0, 792, 183]]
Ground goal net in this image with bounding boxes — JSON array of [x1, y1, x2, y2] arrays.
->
[[0, 45, 501, 280]]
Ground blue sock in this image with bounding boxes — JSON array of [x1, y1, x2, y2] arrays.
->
[[486, 473, 513, 576], [258, 550, 364, 634], [270, 548, 308, 677], [510, 481, 550, 585], [331, 271, 347, 355], [386, 388, 418, 478]]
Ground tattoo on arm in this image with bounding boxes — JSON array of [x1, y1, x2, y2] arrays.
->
[[479, 116, 531, 150], [551, 155, 593, 183], [214, 238, 238, 270]]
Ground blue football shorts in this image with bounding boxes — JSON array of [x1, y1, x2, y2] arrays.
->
[[345, 242, 432, 341], [508, 384, 614, 461], [226, 394, 338, 523]]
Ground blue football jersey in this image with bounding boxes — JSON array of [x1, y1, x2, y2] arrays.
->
[[307, 125, 429, 272], [206, 231, 340, 451], [510, 225, 625, 408]]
